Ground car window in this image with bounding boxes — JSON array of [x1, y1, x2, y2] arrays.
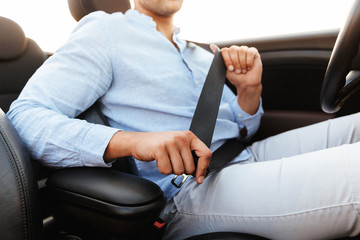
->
[[175, 0, 356, 43], [0, 0, 355, 52]]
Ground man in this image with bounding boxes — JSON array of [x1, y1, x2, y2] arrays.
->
[[7, 0, 360, 239]]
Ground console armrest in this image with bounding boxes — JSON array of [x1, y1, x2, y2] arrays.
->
[[44, 167, 166, 235]]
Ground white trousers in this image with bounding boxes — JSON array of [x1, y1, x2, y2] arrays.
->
[[161, 112, 360, 240]]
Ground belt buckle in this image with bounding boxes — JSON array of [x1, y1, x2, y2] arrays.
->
[[171, 174, 190, 188]]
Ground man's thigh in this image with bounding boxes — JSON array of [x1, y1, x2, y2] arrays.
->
[[248, 112, 360, 162], [162, 141, 360, 240]]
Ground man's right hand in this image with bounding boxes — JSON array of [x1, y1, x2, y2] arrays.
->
[[104, 131, 212, 184]]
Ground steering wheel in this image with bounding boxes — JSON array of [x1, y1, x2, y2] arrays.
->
[[320, 0, 360, 113]]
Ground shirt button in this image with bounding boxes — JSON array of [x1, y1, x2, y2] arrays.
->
[[194, 79, 200, 85], [237, 113, 242, 118]]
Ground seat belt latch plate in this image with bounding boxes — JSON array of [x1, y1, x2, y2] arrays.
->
[[171, 174, 190, 188]]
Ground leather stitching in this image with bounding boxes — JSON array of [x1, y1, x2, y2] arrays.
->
[[0, 119, 33, 239]]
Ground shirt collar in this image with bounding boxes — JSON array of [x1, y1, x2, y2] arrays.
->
[[125, 9, 187, 51], [125, 9, 159, 29], [173, 28, 187, 52]]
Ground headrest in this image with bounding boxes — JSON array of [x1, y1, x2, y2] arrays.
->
[[68, 0, 131, 22], [0, 17, 27, 60]]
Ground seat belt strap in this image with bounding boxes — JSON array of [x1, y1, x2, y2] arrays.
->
[[172, 48, 245, 188], [189, 48, 226, 148]]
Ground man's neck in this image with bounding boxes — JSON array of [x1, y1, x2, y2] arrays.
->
[[134, 7, 176, 45], [151, 15, 175, 44]]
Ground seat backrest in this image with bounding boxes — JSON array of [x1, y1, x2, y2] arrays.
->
[[0, 17, 47, 113], [68, 0, 131, 21], [0, 109, 42, 240], [0, 16, 47, 240]]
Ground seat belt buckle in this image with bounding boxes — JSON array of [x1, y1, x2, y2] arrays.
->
[[171, 174, 190, 188]]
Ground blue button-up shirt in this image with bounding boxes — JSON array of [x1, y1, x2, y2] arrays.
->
[[8, 10, 263, 200]]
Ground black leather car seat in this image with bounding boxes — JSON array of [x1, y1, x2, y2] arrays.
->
[[0, 16, 47, 112], [0, 108, 42, 239], [0, 16, 46, 240]]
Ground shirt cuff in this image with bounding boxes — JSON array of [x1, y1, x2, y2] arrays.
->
[[229, 97, 264, 140], [80, 123, 120, 167]]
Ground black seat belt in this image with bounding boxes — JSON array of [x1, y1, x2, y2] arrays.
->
[[190, 48, 227, 148], [172, 48, 245, 188]]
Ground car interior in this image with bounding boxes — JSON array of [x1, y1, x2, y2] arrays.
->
[[0, 0, 360, 239]]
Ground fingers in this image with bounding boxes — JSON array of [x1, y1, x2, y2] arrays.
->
[[180, 146, 196, 175], [155, 133, 190, 175], [221, 45, 259, 74], [209, 43, 218, 54], [194, 153, 210, 184], [190, 134, 212, 184], [156, 148, 173, 175], [154, 131, 211, 184], [166, 133, 194, 175], [247, 47, 258, 69]]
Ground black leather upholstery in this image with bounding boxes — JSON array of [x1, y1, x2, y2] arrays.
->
[[0, 109, 42, 240], [45, 168, 166, 235], [0, 17, 47, 113]]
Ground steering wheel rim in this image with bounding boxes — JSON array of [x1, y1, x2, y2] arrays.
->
[[320, 0, 360, 113]]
